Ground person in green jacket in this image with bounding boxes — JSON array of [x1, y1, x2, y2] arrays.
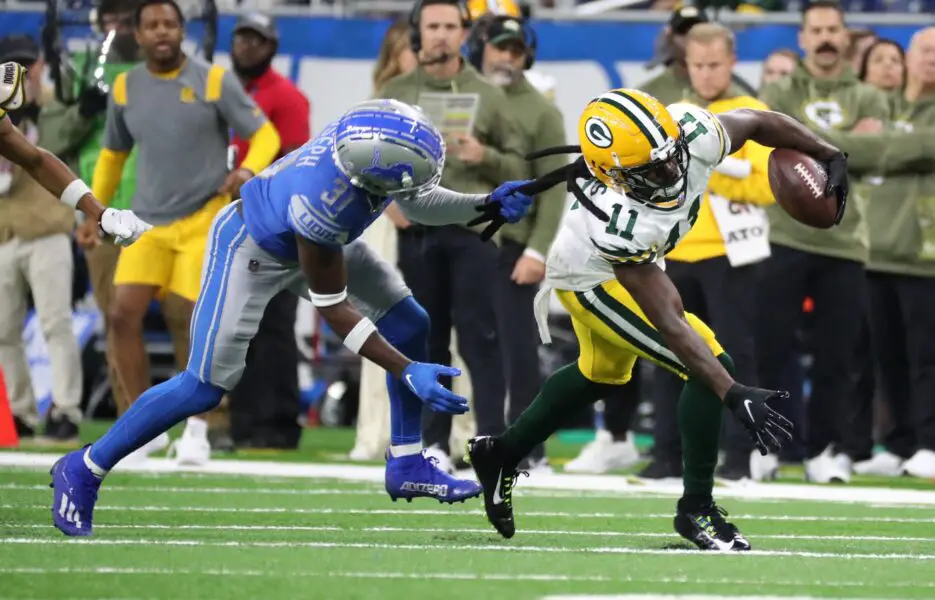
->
[[757, 0, 890, 485], [467, 13, 565, 470], [845, 28, 935, 480], [378, 0, 527, 469], [58, 0, 142, 417]]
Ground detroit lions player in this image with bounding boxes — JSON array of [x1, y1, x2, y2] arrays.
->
[[50, 99, 534, 536]]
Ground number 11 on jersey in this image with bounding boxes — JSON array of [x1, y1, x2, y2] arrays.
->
[[606, 204, 639, 240]]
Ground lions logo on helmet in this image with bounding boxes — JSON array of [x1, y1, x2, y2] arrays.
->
[[578, 89, 690, 209]]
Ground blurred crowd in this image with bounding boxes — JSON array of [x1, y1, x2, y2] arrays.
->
[[2, 0, 934, 483]]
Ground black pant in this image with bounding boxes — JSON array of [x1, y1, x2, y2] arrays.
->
[[603, 366, 642, 436], [397, 225, 506, 455], [492, 240, 545, 461], [756, 245, 867, 460], [651, 256, 759, 465], [230, 290, 301, 448], [867, 272, 935, 457]]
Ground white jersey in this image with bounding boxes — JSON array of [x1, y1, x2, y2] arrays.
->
[[534, 103, 732, 342]]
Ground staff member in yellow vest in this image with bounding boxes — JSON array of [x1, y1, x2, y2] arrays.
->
[[649, 23, 776, 482], [81, 0, 280, 465]]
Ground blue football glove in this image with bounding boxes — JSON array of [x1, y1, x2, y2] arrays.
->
[[467, 179, 534, 241], [401, 362, 469, 414]]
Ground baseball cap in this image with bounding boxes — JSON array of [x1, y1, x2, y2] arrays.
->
[[0, 34, 40, 66], [487, 16, 527, 47], [669, 5, 708, 36], [234, 13, 278, 42]]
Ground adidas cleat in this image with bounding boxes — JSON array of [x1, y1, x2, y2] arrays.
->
[[50, 447, 102, 537], [465, 436, 526, 539], [674, 501, 750, 551], [385, 450, 481, 504]]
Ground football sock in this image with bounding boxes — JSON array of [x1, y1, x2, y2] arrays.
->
[[377, 296, 430, 447], [89, 371, 224, 471], [679, 353, 734, 503], [500, 362, 619, 464]]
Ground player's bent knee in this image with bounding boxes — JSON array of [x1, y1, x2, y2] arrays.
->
[[378, 295, 430, 346], [177, 370, 225, 413]]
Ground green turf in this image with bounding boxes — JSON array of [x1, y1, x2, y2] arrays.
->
[[1, 466, 935, 599], [9, 421, 935, 490]]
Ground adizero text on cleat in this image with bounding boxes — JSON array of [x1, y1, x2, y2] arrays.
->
[[385, 450, 481, 504]]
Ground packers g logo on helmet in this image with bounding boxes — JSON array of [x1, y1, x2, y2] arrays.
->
[[577, 88, 690, 208], [583, 116, 613, 149]]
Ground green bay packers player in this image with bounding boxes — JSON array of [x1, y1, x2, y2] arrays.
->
[[466, 88, 849, 551]]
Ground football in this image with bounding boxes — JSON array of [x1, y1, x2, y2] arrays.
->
[[767, 149, 839, 229]]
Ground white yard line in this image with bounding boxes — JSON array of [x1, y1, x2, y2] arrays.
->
[[5, 504, 935, 523], [2, 537, 934, 560], [540, 596, 892, 600], [9, 523, 935, 543], [2, 566, 933, 594], [2, 451, 935, 507]]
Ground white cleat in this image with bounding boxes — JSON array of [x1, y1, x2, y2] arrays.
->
[[168, 431, 211, 467], [115, 432, 170, 468], [804, 448, 850, 484], [749, 451, 780, 482], [853, 451, 904, 477], [564, 430, 640, 474], [903, 449, 935, 479]]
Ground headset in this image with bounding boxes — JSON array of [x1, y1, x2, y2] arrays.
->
[[408, 0, 473, 55], [464, 13, 537, 72]]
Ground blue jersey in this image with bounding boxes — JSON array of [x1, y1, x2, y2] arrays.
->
[[240, 121, 391, 261]]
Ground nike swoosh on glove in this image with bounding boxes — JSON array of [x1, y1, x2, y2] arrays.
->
[[724, 383, 794, 456], [401, 362, 469, 414], [467, 179, 534, 241], [822, 151, 849, 225], [99, 208, 153, 247]]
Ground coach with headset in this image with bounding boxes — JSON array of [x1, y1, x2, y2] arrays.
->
[[378, 0, 527, 471], [466, 13, 565, 470]]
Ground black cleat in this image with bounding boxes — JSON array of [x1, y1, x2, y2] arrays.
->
[[674, 501, 750, 551], [465, 436, 525, 539]]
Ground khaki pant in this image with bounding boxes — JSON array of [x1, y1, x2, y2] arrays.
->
[[85, 242, 131, 414], [351, 217, 475, 460], [0, 235, 82, 426]]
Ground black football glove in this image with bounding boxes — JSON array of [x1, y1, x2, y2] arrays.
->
[[78, 84, 109, 119], [724, 383, 794, 456], [822, 151, 849, 225]]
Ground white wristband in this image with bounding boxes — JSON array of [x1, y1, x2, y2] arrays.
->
[[61, 179, 92, 209], [714, 156, 752, 179], [344, 317, 376, 354], [310, 289, 348, 307]]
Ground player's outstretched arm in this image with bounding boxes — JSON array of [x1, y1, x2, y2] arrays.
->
[[717, 108, 849, 225], [614, 262, 735, 399], [614, 261, 793, 454], [398, 181, 533, 231], [0, 117, 151, 245], [297, 236, 469, 414]]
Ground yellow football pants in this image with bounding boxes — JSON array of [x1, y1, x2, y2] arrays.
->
[[555, 278, 724, 385]]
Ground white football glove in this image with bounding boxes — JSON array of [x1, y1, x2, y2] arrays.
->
[[0, 62, 27, 113], [99, 208, 152, 246]]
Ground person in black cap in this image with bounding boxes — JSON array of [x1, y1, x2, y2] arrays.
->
[[226, 12, 310, 450]]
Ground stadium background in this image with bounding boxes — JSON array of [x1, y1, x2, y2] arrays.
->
[[0, 11, 924, 147], [0, 8, 925, 418]]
